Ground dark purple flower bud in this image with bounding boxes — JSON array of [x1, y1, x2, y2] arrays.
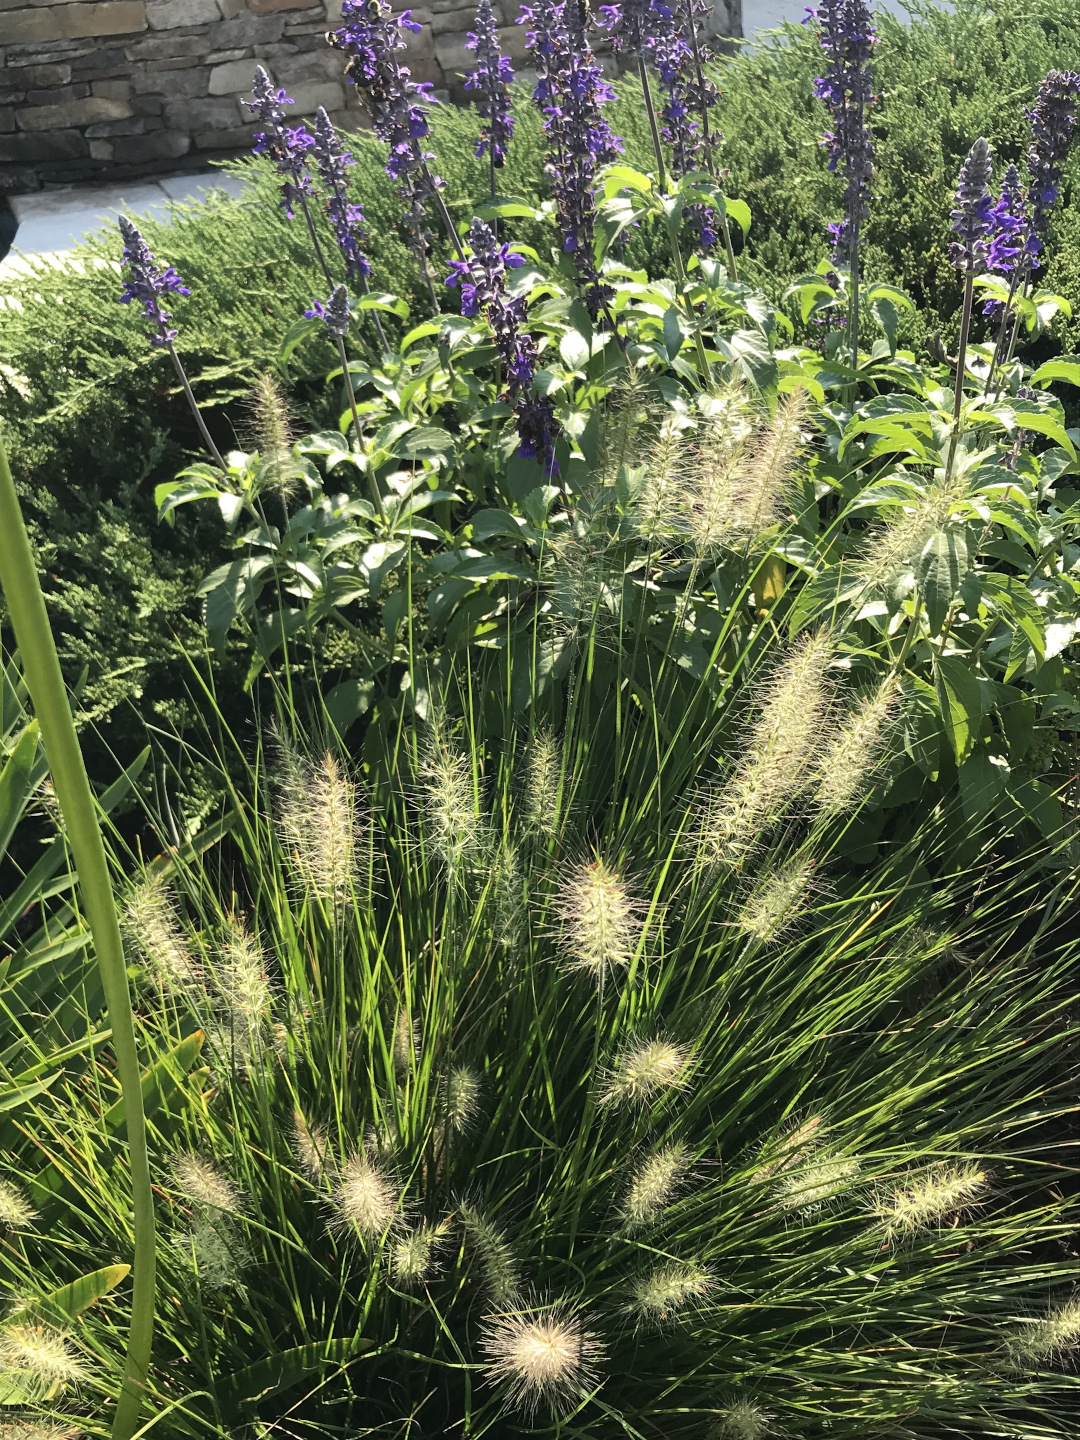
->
[[950, 137, 994, 274], [117, 215, 191, 349], [328, 0, 446, 272], [519, 0, 623, 316], [809, 0, 876, 266], [445, 217, 558, 471], [244, 65, 316, 219], [465, 0, 516, 166], [306, 283, 352, 338], [1025, 69, 1080, 267], [309, 106, 372, 282]]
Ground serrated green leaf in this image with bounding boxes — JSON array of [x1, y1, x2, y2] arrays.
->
[[934, 655, 983, 764], [914, 528, 968, 635]]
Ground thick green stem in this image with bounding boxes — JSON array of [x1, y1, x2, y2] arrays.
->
[[0, 430, 155, 1440], [667, 221, 712, 388], [335, 336, 386, 522], [640, 58, 668, 193], [944, 271, 975, 492]]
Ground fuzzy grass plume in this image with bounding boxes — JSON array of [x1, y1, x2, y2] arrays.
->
[[550, 855, 645, 982], [714, 1397, 774, 1439], [874, 1161, 990, 1238], [0, 1326, 87, 1399], [1004, 1294, 1080, 1367], [170, 1152, 242, 1214], [459, 1200, 519, 1305], [419, 721, 489, 883], [736, 854, 818, 944], [695, 630, 833, 869], [332, 1153, 400, 1241], [600, 1036, 694, 1107], [627, 1260, 712, 1325], [480, 1301, 604, 1416], [124, 874, 204, 995], [275, 742, 361, 905], [619, 1143, 690, 1230], [292, 1108, 328, 1183], [246, 371, 301, 502], [444, 1065, 482, 1133], [813, 674, 900, 816], [0, 1179, 35, 1231], [391, 1218, 452, 1286], [520, 730, 563, 840]]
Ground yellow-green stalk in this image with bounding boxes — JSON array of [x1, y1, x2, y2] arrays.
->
[[0, 430, 153, 1440]]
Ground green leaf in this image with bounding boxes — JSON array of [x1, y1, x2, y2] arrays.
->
[[390, 425, 455, 464], [1029, 356, 1080, 389], [958, 750, 1006, 825], [279, 316, 322, 369], [723, 196, 752, 237], [13, 1264, 130, 1325], [0, 722, 38, 866], [914, 528, 968, 635], [934, 655, 984, 765], [325, 679, 375, 736], [869, 295, 899, 353], [199, 557, 274, 650], [220, 1337, 374, 1412], [470, 509, 533, 544], [663, 306, 684, 360], [559, 330, 590, 370], [0, 1072, 59, 1112]]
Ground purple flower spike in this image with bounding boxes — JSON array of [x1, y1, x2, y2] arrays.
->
[[309, 106, 372, 282], [1025, 69, 1080, 268], [950, 137, 994, 274], [328, 0, 445, 272], [520, 0, 623, 316], [244, 65, 316, 219], [465, 0, 516, 167], [987, 164, 1029, 275], [809, 0, 876, 266], [306, 283, 352, 338], [598, 0, 657, 58], [117, 215, 191, 349], [446, 217, 559, 473]]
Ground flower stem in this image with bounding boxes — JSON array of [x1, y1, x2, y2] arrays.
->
[[983, 265, 1023, 397], [165, 341, 228, 472], [425, 165, 467, 261], [848, 213, 861, 375], [0, 429, 155, 1440], [666, 219, 712, 388], [639, 58, 668, 192], [336, 335, 386, 521], [944, 270, 975, 491]]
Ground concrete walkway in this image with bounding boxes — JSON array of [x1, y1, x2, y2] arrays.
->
[[0, 170, 251, 278]]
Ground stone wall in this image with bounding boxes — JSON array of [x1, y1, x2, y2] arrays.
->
[[1, 0, 741, 195]]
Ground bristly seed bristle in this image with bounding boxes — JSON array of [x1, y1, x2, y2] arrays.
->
[[170, 1152, 242, 1214], [124, 874, 205, 996], [215, 915, 274, 1055], [480, 1300, 604, 1416], [392, 1006, 418, 1076], [549, 855, 645, 983], [292, 1108, 328, 1183], [694, 630, 834, 869], [331, 1153, 400, 1241], [874, 1162, 990, 1238], [391, 1217, 452, 1286], [445, 1065, 483, 1133], [275, 738, 362, 906], [419, 720, 490, 884], [0, 1325, 88, 1398], [736, 854, 819, 945], [713, 1395, 774, 1440], [600, 1036, 694, 1108], [619, 1143, 690, 1231], [627, 1261, 712, 1325], [776, 1143, 860, 1214], [813, 674, 900, 816], [458, 1199, 520, 1305], [248, 371, 301, 503], [0, 1178, 35, 1231], [1004, 1294, 1080, 1367], [521, 730, 563, 840]]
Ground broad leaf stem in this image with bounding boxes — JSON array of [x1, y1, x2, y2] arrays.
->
[[0, 430, 155, 1440], [943, 270, 975, 492], [335, 337, 386, 522]]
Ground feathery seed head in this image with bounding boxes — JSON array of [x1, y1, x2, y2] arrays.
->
[[695, 631, 834, 868], [333, 1153, 400, 1240], [0, 1178, 35, 1231], [857, 484, 963, 590], [521, 731, 563, 840], [492, 842, 526, 948], [550, 856, 644, 982], [275, 738, 361, 904], [459, 1199, 520, 1304], [248, 372, 301, 502], [480, 1301, 604, 1416], [0, 1326, 87, 1398], [777, 1147, 860, 1214], [445, 1065, 483, 1133], [170, 1152, 242, 1214], [419, 724, 488, 883], [636, 411, 693, 541], [0, 1424, 80, 1440], [124, 875, 204, 996], [1005, 1295, 1080, 1366], [392, 1007, 418, 1076], [600, 1037, 693, 1108], [627, 1261, 711, 1325], [714, 1397, 774, 1440], [737, 855, 819, 945], [292, 1108, 328, 1182], [677, 390, 757, 555], [874, 1162, 990, 1239], [620, 1144, 690, 1231], [216, 917, 274, 1050], [813, 675, 900, 816], [729, 387, 810, 541], [177, 1212, 248, 1294], [752, 1114, 828, 1184], [391, 1218, 452, 1286]]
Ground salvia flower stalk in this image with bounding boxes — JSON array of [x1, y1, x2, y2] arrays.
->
[[946, 136, 993, 485], [520, 0, 623, 318], [328, 0, 465, 297], [810, 0, 876, 364], [465, 0, 516, 197], [1025, 68, 1080, 267], [244, 67, 329, 277], [118, 216, 227, 472], [599, 0, 670, 191], [446, 217, 560, 474]]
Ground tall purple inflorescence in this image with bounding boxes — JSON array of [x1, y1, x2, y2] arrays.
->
[[520, 0, 623, 317], [987, 163, 1029, 275], [950, 137, 994, 274], [308, 106, 372, 282], [306, 284, 353, 338], [118, 215, 191, 348], [598, 0, 656, 58], [446, 217, 559, 474], [465, 0, 515, 171], [328, 0, 446, 275], [244, 66, 315, 219], [1024, 69, 1080, 268], [809, 0, 876, 268]]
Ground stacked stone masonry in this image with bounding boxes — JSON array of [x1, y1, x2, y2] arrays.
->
[[0, 0, 741, 194]]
